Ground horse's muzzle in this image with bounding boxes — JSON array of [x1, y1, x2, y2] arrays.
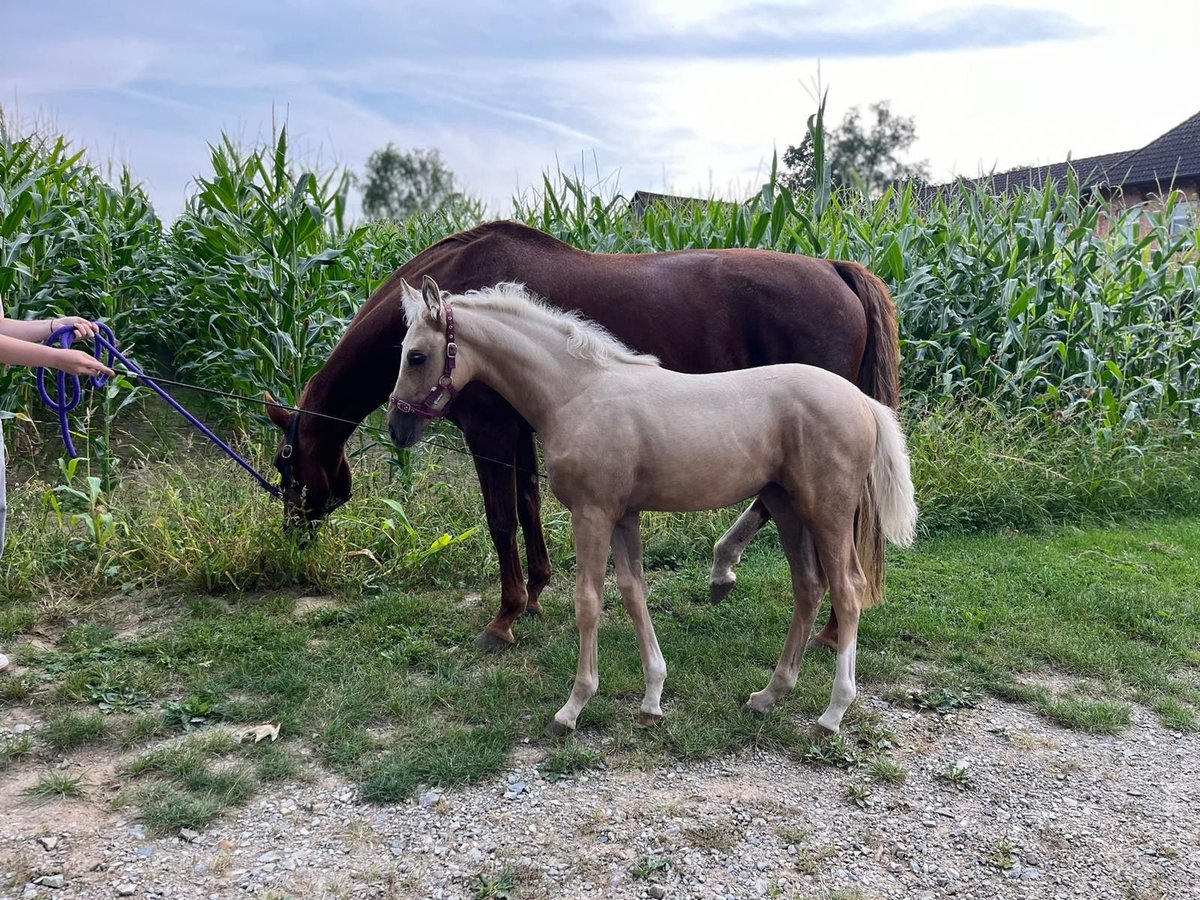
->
[[388, 410, 427, 449]]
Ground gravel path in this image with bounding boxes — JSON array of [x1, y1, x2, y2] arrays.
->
[[3, 695, 1198, 900]]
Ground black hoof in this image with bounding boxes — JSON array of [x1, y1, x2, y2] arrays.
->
[[547, 719, 574, 738], [475, 629, 515, 653], [808, 722, 837, 741], [635, 712, 663, 728], [709, 580, 736, 605]]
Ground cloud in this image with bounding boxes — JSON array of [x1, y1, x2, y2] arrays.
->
[[0, 0, 1101, 222]]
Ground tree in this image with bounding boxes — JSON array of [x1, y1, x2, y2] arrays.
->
[[360, 145, 459, 221], [782, 101, 929, 197]]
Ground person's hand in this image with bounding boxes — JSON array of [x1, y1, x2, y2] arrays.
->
[[51, 349, 114, 378], [51, 316, 100, 340]]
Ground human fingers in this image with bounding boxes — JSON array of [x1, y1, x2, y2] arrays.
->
[[69, 317, 99, 339]]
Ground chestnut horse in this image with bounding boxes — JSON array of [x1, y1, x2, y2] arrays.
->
[[265, 221, 900, 650], [389, 278, 917, 735]]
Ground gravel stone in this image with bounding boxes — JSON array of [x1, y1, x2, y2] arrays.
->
[[3, 697, 1199, 898]]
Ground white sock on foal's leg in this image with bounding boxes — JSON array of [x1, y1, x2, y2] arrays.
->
[[816, 638, 858, 734]]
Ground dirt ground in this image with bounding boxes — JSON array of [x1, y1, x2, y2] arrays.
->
[[3, 687, 1198, 900]]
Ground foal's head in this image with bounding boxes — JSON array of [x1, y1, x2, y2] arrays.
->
[[265, 397, 352, 530], [387, 275, 456, 449]]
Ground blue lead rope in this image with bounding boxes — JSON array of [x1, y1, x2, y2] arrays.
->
[[36, 322, 283, 499]]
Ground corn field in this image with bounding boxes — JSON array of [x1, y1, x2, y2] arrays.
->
[[2, 111, 1197, 442]]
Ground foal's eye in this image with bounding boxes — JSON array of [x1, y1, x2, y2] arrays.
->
[[408, 352, 427, 366]]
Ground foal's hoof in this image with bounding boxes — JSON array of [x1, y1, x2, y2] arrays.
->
[[521, 602, 544, 619], [547, 719, 574, 738], [709, 579, 736, 605], [474, 629, 515, 653], [740, 701, 766, 717], [807, 722, 837, 741], [635, 711, 663, 729]]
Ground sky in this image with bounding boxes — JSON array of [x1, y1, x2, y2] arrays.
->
[[2, 0, 1196, 222]]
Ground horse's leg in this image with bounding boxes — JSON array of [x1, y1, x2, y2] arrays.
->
[[460, 416, 527, 652], [811, 521, 866, 737], [611, 513, 667, 726], [515, 424, 552, 617], [550, 509, 613, 735], [810, 610, 840, 652], [709, 498, 771, 604], [744, 488, 826, 713]]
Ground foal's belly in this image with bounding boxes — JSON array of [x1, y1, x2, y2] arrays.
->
[[544, 391, 785, 514]]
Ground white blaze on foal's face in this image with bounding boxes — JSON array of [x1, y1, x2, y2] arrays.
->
[[394, 275, 449, 406]]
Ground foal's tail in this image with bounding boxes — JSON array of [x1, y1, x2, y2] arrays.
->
[[866, 398, 918, 549], [853, 398, 916, 607]]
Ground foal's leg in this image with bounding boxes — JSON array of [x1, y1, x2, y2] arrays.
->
[[612, 513, 667, 726], [744, 490, 827, 713], [709, 497, 771, 603], [550, 510, 613, 736], [515, 425, 552, 616], [811, 523, 866, 736]]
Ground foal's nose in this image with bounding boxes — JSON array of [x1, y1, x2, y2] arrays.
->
[[387, 411, 409, 448]]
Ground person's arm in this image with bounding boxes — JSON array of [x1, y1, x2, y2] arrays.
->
[[0, 315, 99, 342], [0, 333, 114, 376]]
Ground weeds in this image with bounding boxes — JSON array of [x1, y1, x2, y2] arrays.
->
[[630, 855, 668, 879], [471, 871, 516, 900], [845, 782, 874, 809], [43, 710, 108, 751], [867, 758, 908, 785], [1, 734, 34, 764], [937, 759, 974, 790], [25, 772, 87, 800], [541, 741, 603, 781]]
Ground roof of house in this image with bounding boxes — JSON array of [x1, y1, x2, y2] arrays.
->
[[930, 108, 1200, 197], [966, 150, 1132, 194], [1116, 109, 1200, 187]]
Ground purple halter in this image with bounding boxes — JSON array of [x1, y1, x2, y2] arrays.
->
[[388, 301, 458, 419]]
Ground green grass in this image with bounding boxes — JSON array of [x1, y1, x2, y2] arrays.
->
[[867, 758, 908, 785], [25, 771, 87, 800], [3, 509, 1200, 825], [43, 710, 109, 751], [1, 734, 34, 765]]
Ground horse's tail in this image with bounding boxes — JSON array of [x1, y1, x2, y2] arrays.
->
[[830, 261, 901, 608], [833, 261, 901, 409], [865, 398, 918, 551]]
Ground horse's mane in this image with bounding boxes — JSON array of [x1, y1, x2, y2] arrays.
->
[[452, 283, 661, 368]]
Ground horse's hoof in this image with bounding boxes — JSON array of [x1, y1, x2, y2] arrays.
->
[[808, 722, 837, 741], [547, 719, 574, 738], [474, 629, 515, 653], [521, 602, 544, 619], [740, 701, 766, 717], [709, 579, 736, 605], [806, 635, 838, 653], [635, 711, 663, 729]]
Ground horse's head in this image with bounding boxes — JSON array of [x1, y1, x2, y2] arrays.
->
[[264, 394, 352, 530], [387, 275, 458, 449]]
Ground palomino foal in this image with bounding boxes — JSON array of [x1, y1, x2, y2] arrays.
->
[[389, 276, 917, 736]]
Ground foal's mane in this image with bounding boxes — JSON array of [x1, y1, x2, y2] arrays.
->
[[452, 283, 661, 367]]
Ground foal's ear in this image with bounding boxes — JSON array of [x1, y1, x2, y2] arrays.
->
[[399, 278, 427, 324], [420, 275, 444, 319]]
